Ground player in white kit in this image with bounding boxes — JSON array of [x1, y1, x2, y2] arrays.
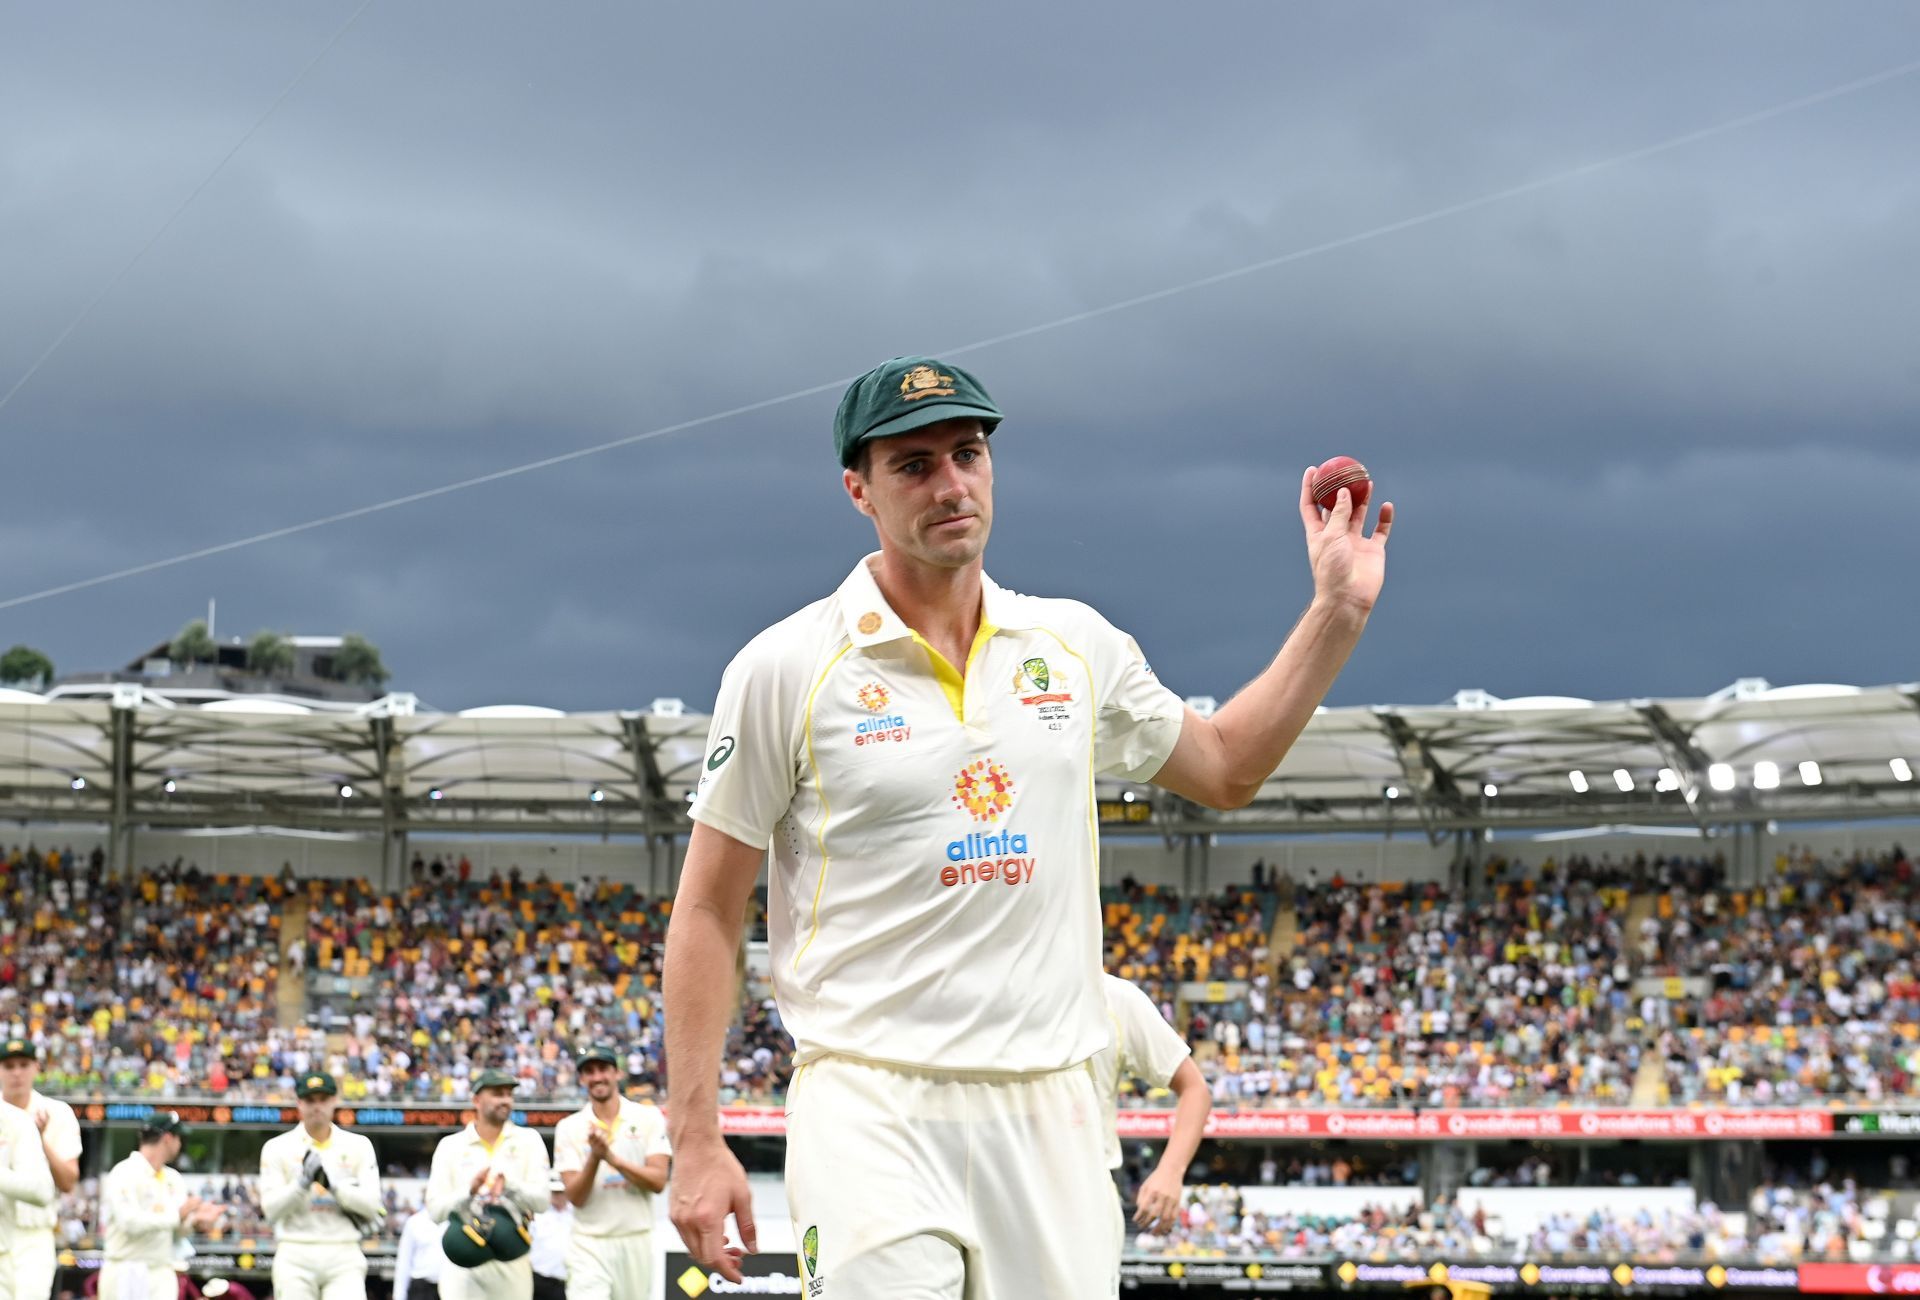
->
[[553, 1043, 669, 1300], [0, 1039, 79, 1300], [665, 356, 1392, 1297], [99, 1112, 222, 1300], [259, 1073, 382, 1300], [1091, 974, 1210, 1251], [426, 1071, 551, 1300]]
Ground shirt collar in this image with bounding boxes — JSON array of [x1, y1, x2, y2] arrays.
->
[[836, 553, 1033, 648]]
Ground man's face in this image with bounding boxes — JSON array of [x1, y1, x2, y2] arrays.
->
[[475, 1085, 516, 1125], [161, 1133, 183, 1165], [0, 1057, 35, 1100], [297, 1095, 333, 1128], [579, 1060, 618, 1101], [845, 420, 993, 570]]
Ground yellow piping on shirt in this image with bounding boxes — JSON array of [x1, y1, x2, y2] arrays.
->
[[910, 619, 998, 722], [1033, 626, 1100, 888], [794, 642, 857, 972]]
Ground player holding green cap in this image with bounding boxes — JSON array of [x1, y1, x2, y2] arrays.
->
[[553, 1043, 670, 1300], [426, 1072, 551, 1300], [666, 355, 1392, 1297], [259, 1073, 382, 1300]]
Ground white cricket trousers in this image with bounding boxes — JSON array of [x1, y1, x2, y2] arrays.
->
[[97, 1261, 176, 1300], [566, 1231, 653, 1300], [8, 1228, 56, 1300], [784, 1055, 1119, 1300], [272, 1239, 370, 1300], [440, 1256, 533, 1300]]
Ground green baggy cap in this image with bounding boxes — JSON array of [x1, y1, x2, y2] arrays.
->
[[834, 357, 1002, 468]]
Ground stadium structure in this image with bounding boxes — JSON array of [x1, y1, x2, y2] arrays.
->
[[2, 676, 1918, 1299]]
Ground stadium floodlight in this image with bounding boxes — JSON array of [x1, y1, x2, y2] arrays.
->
[[1753, 762, 1780, 791], [339, 783, 355, 798], [163, 779, 176, 794], [1656, 768, 1680, 792], [1708, 763, 1736, 792], [1799, 761, 1822, 787], [1613, 769, 1634, 793], [69, 776, 85, 791], [1384, 785, 1400, 800], [1568, 770, 1589, 793], [1483, 783, 1498, 798], [589, 788, 605, 803], [1893, 758, 1914, 783]]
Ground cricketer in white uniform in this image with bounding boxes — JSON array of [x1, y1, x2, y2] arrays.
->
[[426, 1072, 551, 1300], [0, 1038, 80, 1300], [665, 355, 1393, 1298], [553, 1043, 669, 1300], [1090, 975, 1210, 1249], [259, 1073, 381, 1300], [0, 1085, 54, 1300], [100, 1111, 221, 1300]]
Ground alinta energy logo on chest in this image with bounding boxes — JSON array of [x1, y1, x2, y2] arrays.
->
[[852, 681, 910, 747], [943, 759, 1036, 888]]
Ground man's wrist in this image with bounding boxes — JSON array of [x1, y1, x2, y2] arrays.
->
[[1307, 592, 1373, 626], [668, 1125, 726, 1154]]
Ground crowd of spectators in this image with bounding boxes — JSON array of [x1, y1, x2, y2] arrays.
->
[[1129, 1180, 1920, 1263], [300, 865, 672, 1100], [4, 840, 1918, 1108], [0, 845, 285, 1094]]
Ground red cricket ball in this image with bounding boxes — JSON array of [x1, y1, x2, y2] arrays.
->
[[1312, 456, 1372, 513]]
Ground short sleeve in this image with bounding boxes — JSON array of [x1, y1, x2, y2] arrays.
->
[[1113, 978, 1191, 1088], [1087, 618, 1186, 781], [689, 636, 804, 849], [48, 1105, 83, 1162], [552, 1119, 587, 1175]]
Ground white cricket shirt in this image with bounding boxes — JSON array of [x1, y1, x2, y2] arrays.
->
[[101, 1152, 186, 1267], [1089, 974, 1193, 1169], [424, 1123, 551, 1225], [259, 1125, 383, 1244], [11, 1092, 77, 1231], [692, 554, 1185, 1073], [553, 1098, 670, 1236]]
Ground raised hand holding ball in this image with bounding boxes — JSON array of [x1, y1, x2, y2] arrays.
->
[[1311, 456, 1372, 514]]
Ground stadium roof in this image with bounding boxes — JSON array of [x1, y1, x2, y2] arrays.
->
[[0, 678, 1914, 840]]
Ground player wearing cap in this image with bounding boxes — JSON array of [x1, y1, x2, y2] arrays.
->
[[553, 1044, 668, 1300], [100, 1112, 221, 1300], [426, 1071, 551, 1300], [259, 1073, 382, 1300], [1092, 975, 1210, 1247], [665, 356, 1392, 1296], [0, 1038, 79, 1300], [0, 1061, 53, 1300]]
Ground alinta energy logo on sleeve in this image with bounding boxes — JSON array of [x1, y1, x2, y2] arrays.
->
[[852, 681, 910, 747], [943, 760, 1035, 888]]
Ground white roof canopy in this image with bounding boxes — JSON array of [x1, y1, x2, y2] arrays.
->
[[0, 680, 1914, 838]]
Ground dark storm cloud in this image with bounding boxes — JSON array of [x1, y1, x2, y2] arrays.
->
[[1, 1, 1916, 711]]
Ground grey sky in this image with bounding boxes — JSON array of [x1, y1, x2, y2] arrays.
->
[[3, 1, 1916, 712]]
